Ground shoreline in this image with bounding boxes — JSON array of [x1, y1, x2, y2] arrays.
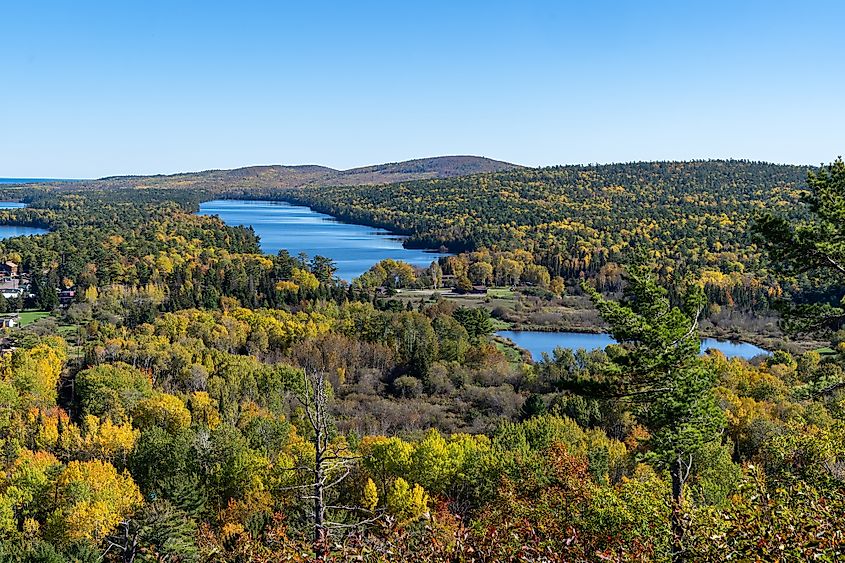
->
[[201, 197, 822, 355], [202, 196, 453, 257], [497, 326, 771, 349], [500, 321, 821, 354]]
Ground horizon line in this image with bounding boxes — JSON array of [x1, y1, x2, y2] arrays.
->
[[2, 154, 831, 182]]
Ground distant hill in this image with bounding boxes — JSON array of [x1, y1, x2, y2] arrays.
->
[[336, 156, 519, 185], [49, 156, 518, 192]]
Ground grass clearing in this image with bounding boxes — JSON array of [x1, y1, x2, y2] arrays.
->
[[494, 338, 525, 365], [490, 318, 511, 331], [487, 287, 515, 300], [19, 311, 50, 326], [57, 324, 79, 337]]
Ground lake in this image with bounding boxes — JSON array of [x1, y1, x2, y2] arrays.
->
[[0, 178, 78, 184], [0, 202, 48, 238], [0, 225, 49, 240], [198, 199, 450, 280], [0, 225, 48, 239], [497, 330, 770, 360]]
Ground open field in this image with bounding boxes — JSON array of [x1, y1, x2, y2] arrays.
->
[[19, 311, 49, 326]]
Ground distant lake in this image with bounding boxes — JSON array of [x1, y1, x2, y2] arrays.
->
[[198, 199, 450, 280], [0, 225, 48, 239], [497, 330, 770, 361], [0, 202, 48, 238], [0, 178, 78, 184]]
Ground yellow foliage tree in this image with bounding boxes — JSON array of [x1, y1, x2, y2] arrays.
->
[[46, 459, 142, 545], [386, 477, 428, 522], [80, 415, 139, 467], [291, 267, 319, 291], [189, 391, 221, 429], [275, 280, 300, 292], [2, 339, 68, 408], [1, 449, 62, 527], [362, 478, 379, 511], [133, 392, 191, 433]]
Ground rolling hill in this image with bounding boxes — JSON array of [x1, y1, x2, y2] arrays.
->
[[36, 155, 518, 192]]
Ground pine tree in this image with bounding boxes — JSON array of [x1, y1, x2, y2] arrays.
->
[[161, 473, 208, 519], [755, 157, 845, 333], [571, 265, 724, 562]]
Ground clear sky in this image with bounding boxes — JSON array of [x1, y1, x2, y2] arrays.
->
[[2, 1, 843, 178]]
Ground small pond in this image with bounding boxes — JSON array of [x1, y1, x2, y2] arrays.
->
[[496, 330, 770, 361]]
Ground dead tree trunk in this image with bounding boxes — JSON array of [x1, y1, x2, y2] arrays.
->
[[309, 370, 328, 559], [670, 454, 692, 563], [298, 369, 347, 560], [295, 366, 378, 560]]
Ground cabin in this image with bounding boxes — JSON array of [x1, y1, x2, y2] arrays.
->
[[0, 261, 18, 278], [0, 287, 23, 300], [59, 289, 76, 305]]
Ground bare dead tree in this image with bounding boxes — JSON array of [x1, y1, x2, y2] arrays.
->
[[102, 518, 140, 563], [294, 368, 379, 560]]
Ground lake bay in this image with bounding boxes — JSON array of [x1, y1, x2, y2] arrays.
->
[[0, 202, 48, 239], [198, 199, 449, 280]]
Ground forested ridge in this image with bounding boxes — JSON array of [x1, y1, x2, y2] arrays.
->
[[259, 160, 808, 268], [35, 156, 517, 194], [218, 160, 820, 327], [0, 159, 840, 561]]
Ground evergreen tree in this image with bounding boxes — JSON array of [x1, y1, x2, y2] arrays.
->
[[453, 307, 494, 341], [520, 393, 547, 420], [310, 255, 338, 284], [105, 500, 198, 562], [755, 157, 845, 333], [31, 273, 59, 311], [571, 265, 724, 562]]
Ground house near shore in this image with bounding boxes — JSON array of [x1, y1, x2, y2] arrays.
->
[[0, 262, 18, 278], [59, 289, 76, 305], [0, 278, 24, 300], [0, 288, 24, 300]]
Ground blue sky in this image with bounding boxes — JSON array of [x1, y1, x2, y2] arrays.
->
[[1, 1, 843, 178]]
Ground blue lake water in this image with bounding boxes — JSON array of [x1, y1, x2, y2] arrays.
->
[[0, 178, 77, 184], [0, 225, 48, 238], [497, 330, 769, 361], [198, 199, 450, 280], [0, 202, 48, 238]]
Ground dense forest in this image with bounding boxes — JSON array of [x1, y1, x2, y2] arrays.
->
[[0, 159, 840, 561], [239, 160, 815, 323]]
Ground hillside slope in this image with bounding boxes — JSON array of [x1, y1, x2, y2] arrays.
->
[[45, 155, 517, 192], [251, 160, 812, 275]]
